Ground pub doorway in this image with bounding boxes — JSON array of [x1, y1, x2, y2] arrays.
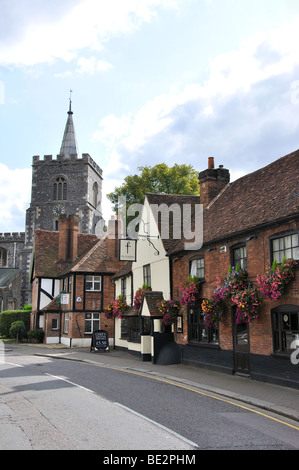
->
[[232, 307, 250, 376]]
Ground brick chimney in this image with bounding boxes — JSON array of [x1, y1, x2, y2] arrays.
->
[[198, 157, 230, 207], [58, 214, 79, 261], [107, 215, 124, 260]]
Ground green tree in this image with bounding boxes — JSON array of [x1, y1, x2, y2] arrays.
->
[[107, 163, 199, 214]]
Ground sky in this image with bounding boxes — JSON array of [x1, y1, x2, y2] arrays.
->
[[1, 0, 299, 233]]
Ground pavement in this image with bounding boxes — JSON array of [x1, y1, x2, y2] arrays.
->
[[2, 342, 299, 424]]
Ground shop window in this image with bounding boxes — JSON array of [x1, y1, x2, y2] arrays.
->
[[86, 275, 101, 291], [188, 304, 219, 344], [272, 306, 299, 354], [127, 317, 141, 343], [271, 232, 299, 264], [190, 258, 204, 279], [85, 313, 100, 333]]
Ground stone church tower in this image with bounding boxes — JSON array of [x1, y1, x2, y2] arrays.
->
[[22, 100, 103, 304]]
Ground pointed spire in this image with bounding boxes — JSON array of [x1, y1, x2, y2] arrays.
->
[[59, 91, 79, 158]]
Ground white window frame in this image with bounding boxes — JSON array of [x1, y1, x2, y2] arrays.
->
[[85, 275, 102, 292]]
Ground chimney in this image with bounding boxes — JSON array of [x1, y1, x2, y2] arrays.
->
[[199, 157, 230, 208], [58, 215, 79, 261], [107, 215, 124, 259]]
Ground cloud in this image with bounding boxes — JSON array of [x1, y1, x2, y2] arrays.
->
[[93, 18, 299, 184], [0, 164, 31, 233], [0, 0, 183, 68]]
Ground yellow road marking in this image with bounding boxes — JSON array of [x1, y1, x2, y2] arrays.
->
[[90, 362, 299, 432]]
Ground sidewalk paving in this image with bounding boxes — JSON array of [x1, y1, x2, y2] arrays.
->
[[3, 342, 299, 424]]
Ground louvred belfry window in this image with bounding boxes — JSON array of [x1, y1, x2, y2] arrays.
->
[[53, 177, 67, 201]]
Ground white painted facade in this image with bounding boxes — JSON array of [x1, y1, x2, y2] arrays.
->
[[114, 196, 171, 354]]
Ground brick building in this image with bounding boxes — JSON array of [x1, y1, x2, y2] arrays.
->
[[168, 151, 299, 387], [112, 150, 299, 388], [31, 214, 125, 346]]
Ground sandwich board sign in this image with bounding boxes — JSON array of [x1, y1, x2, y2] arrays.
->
[[90, 329, 109, 352]]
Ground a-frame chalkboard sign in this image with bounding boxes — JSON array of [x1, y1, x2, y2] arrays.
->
[[90, 329, 110, 352]]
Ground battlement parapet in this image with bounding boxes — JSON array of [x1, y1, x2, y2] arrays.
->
[[32, 153, 102, 175], [0, 232, 25, 242]]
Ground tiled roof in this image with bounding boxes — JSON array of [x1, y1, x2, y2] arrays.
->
[[203, 149, 299, 246], [34, 230, 99, 278], [165, 149, 299, 254]]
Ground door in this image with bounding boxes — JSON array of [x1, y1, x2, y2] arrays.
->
[[232, 308, 250, 376]]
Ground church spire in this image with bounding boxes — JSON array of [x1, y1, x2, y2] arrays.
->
[[59, 91, 79, 158]]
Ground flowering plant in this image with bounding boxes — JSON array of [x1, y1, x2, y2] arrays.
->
[[231, 287, 262, 324], [201, 299, 223, 327], [133, 284, 151, 311], [156, 299, 181, 326], [212, 265, 248, 303], [256, 258, 297, 301], [104, 295, 129, 319], [180, 275, 201, 306]]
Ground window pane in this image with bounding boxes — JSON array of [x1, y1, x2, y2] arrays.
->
[[272, 239, 279, 251]]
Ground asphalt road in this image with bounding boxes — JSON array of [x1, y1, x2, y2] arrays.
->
[[0, 350, 299, 451]]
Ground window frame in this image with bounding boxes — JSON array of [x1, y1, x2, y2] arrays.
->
[[189, 257, 205, 280], [53, 176, 67, 201], [84, 312, 100, 334], [270, 230, 299, 265], [187, 303, 219, 346], [0, 248, 8, 267], [85, 275, 102, 292], [231, 243, 247, 270], [143, 264, 151, 288], [271, 305, 299, 355]]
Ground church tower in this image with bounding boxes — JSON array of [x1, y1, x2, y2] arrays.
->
[[22, 99, 103, 304]]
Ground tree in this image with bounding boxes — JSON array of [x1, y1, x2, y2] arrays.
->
[[107, 163, 199, 214]]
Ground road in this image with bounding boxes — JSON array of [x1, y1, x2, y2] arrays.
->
[[0, 348, 299, 451]]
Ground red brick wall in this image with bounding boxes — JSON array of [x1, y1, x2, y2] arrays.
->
[[173, 218, 299, 356]]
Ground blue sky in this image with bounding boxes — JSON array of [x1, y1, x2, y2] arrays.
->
[[1, 0, 299, 232]]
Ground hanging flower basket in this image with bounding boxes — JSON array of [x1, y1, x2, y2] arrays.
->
[[180, 275, 201, 307], [201, 299, 223, 327], [104, 295, 129, 319], [212, 265, 248, 303], [256, 258, 297, 301], [133, 284, 151, 311], [231, 287, 262, 324], [156, 299, 181, 326]]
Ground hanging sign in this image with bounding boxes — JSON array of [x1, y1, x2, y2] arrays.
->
[[119, 239, 137, 261]]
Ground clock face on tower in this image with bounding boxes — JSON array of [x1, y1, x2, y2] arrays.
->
[[53, 205, 65, 217]]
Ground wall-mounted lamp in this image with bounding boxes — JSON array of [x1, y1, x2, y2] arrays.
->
[[246, 235, 257, 242]]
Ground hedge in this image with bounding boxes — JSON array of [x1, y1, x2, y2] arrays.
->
[[0, 310, 31, 338]]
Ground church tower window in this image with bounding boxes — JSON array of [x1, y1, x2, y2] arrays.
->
[[93, 182, 98, 208], [53, 177, 67, 201], [0, 248, 7, 267]]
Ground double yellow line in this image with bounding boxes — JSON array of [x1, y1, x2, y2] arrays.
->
[[92, 362, 299, 432]]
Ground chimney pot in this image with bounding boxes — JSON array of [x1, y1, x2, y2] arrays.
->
[[208, 157, 214, 169]]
